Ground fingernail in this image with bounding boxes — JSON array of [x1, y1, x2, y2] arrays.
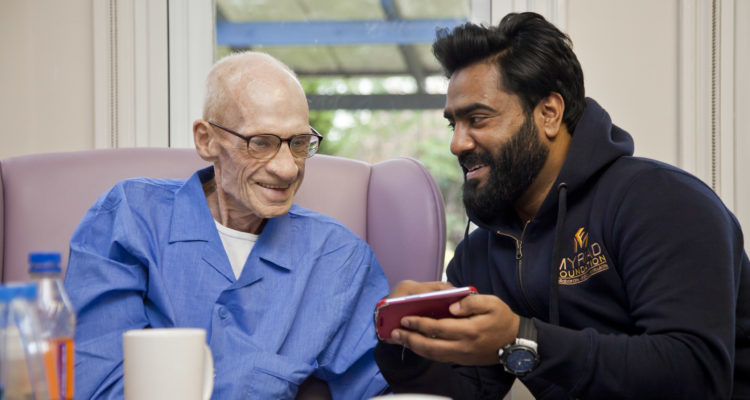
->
[[449, 302, 460, 314], [401, 318, 411, 328], [392, 330, 401, 341]]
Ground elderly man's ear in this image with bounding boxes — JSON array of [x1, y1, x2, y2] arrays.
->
[[194, 120, 219, 162]]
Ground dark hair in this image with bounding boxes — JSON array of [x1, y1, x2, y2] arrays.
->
[[432, 12, 585, 132]]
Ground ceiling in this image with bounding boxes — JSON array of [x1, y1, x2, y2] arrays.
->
[[215, 0, 471, 109]]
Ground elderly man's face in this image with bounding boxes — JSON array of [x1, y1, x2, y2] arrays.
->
[[212, 75, 310, 221]]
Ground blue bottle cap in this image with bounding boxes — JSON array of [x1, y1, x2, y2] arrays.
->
[[0, 285, 13, 302], [29, 252, 61, 264], [29, 252, 62, 274], [16, 283, 38, 300], [0, 283, 38, 301]]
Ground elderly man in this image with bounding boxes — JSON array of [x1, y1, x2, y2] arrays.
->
[[375, 12, 749, 399], [65, 52, 390, 399]]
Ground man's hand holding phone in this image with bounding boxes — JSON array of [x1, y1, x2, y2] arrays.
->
[[376, 280, 521, 366], [375, 285, 478, 340]]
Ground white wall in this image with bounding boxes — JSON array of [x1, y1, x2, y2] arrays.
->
[[567, 0, 679, 165], [0, 0, 95, 159], [564, 0, 749, 242]]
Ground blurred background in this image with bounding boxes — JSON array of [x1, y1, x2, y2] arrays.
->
[[2, 0, 749, 262]]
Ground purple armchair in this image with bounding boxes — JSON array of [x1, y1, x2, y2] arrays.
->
[[0, 148, 446, 399]]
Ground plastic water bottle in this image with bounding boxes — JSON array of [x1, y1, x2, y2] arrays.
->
[[0, 283, 50, 400], [28, 253, 75, 400]]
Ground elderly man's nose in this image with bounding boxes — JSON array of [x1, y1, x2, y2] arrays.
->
[[266, 143, 300, 178]]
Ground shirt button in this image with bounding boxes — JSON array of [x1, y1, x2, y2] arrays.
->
[[218, 306, 228, 319]]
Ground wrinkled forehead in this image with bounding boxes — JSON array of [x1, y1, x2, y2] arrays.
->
[[217, 63, 309, 132]]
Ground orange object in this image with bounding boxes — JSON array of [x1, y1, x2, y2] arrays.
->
[[42, 337, 74, 400]]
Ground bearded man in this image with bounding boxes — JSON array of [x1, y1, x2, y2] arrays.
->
[[374, 12, 749, 400]]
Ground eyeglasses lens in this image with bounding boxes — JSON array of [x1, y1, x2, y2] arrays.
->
[[248, 135, 320, 159]]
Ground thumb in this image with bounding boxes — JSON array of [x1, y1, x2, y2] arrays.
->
[[448, 293, 490, 317], [449, 294, 502, 317]]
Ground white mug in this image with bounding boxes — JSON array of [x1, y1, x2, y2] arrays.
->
[[123, 328, 214, 400]]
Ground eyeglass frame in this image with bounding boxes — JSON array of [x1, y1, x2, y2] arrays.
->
[[207, 120, 324, 160]]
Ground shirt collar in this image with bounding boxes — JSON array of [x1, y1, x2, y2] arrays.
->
[[169, 166, 219, 243], [251, 208, 301, 272], [169, 166, 299, 272]]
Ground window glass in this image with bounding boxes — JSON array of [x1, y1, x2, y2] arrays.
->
[[215, 0, 472, 263]]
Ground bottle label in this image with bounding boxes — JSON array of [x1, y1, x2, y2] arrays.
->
[[42, 337, 74, 400]]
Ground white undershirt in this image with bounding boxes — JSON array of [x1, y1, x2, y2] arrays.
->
[[214, 220, 258, 279]]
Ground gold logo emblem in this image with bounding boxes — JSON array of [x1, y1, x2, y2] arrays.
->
[[574, 227, 588, 252], [558, 227, 609, 285]]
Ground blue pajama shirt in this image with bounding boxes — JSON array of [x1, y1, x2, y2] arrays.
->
[[64, 167, 390, 399]]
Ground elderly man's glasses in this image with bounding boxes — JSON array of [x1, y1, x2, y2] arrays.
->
[[208, 121, 323, 160]]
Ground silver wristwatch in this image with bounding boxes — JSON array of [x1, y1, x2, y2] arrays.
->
[[498, 316, 539, 376]]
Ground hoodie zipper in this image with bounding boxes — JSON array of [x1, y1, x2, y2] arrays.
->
[[497, 220, 540, 317]]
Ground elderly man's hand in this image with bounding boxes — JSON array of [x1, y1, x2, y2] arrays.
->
[[389, 293, 520, 366]]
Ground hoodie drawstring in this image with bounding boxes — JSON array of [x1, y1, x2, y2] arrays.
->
[[461, 219, 471, 274], [548, 182, 568, 325], [461, 183, 568, 325]]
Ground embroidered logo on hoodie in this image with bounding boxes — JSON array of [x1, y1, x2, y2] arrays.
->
[[558, 227, 609, 285]]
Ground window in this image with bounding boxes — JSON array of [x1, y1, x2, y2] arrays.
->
[[214, 0, 473, 258]]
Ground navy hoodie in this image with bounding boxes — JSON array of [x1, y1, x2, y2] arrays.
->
[[375, 98, 749, 399]]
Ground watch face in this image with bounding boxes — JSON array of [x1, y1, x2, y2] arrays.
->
[[505, 348, 537, 374]]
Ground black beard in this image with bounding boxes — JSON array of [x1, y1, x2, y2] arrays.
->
[[461, 113, 549, 223]]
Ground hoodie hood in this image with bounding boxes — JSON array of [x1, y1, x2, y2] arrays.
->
[[467, 97, 634, 230]]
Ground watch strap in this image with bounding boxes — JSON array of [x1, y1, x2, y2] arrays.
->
[[517, 316, 537, 342]]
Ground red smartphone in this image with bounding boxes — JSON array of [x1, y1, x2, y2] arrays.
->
[[374, 286, 478, 340]]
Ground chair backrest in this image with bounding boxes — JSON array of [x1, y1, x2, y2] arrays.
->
[[294, 154, 446, 289], [0, 148, 447, 399], [0, 148, 209, 282], [0, 148, 445, 286]]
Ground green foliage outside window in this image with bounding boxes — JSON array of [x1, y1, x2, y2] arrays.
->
[[302, 77, 467, 262]]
